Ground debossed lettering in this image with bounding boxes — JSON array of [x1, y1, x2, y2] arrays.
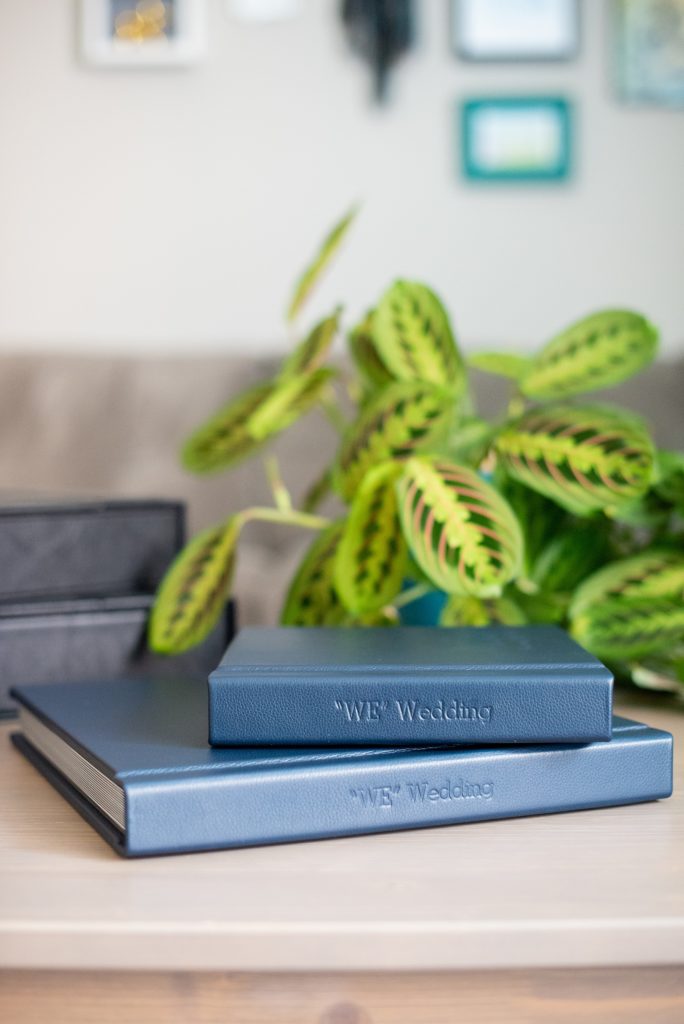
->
[[334, 697, 493, 725], [349, 779, 494, 809]]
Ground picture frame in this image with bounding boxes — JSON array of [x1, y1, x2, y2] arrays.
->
[[452, 0, 580, 62], [614, 0, 684, 107], [80, 0, 207, 68], [460, 97, 573, 183]]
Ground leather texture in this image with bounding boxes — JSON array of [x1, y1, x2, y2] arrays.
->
[[208, 626, 614, 746], [11, 675, 671, 858], [0, 496, 184, 601], [0, 599, 235, 715]]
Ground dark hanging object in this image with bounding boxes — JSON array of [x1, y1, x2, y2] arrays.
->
[[340, 0, 414, 102]]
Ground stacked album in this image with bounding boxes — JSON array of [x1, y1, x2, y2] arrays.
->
[[10, 624, 673, 858]]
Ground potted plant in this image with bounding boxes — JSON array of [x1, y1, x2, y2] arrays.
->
[[149, 210, 684, 699]]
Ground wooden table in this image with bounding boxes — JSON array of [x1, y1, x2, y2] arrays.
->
[[1, 692, 682, 1023]]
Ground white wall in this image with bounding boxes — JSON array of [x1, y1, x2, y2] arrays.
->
[[0, 0, 683, 355]]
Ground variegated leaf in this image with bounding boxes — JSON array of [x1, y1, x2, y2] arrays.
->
[[348, 312, 395, 392], [374, 280, 466, 392], [397, 456, 523, 597], [281, 310, 340, 378], [495, 403, 655, 516], [468, 352, 533, 381], [571, 597, 684, 661], [334, 381, 455, 502], [182, 381, 273, 473], [440, 594, 527, 627], [335, 463, 407, 614], [247, 367, 334, 441], [569, 549, 684, 618], [286, 206, 357, 323], [149, 518, 239, 654], [522, 310, 659, 399], [281, 522, 348, 626]]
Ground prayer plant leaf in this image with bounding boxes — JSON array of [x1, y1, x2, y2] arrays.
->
[[495, 403, 655, 516], [334, 381, 456, 502], [570, 550, 684, 662], [348, 312, 395, 392], [281, 522, 348, 626], [440, 594, 527, 627], [149, 518, 240, 655], [334, 462, 407, 615], [247, 367, 334, 441], [182, 381, 274, 473], [468, 352, 533, 381], [521, 310, 659, 400], [397, 456, 523, 597], [374, 280, 466, 392], [286, 206, 357, 324], [281, 310, 340, 379], [570, 597, 684, 662], [529, 521, 612, 594], [569, 549, 684, 618]]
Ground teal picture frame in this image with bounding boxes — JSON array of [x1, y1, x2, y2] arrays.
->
[[461, 97, 573, 183]]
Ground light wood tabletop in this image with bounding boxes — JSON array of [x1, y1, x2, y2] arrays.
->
[[0, 690, 682, 1022]]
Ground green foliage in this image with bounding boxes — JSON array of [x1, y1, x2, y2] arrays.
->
[[335, 462, 407, 614], [287, 207, 357, 323], [468, 352, 532, 381], [521, 310, 659, 399], [374, 280, 466, 392], [281, 522, 348, 626], [281, 310, 340, 378], [495, 403, 655, 516], [149, 518, 240, 654], [440, 594, 526, 627], [151, 207, 684, 701], [334, 381, 455, 502], [397, 456, 523, 597]]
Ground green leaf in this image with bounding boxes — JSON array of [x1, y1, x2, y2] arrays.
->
[[521, 310, 659, 399], [569, 549, 684, 618], [149, 518, 239, 654], [281, 522, 348, 625], [445, 416, 496, 466], [335, 462, 407, 614], [571, 596, 684, 661], [397, 456, 523, 597], [182, 381, 274, 473], [495, 403, 655, 516], [530, 521, 611, 594], [281, 310, 340, 379], [348, 312, 395, 392], [654, 450, 684, 509], [498, 477, 567, 577], [334, 381, 455, 502], [374, 280, 466, 391], [440, 594, 527, 627], [247, 367, 334, 441], [286, 207, 357, 324], [468, 352, 533, 381]]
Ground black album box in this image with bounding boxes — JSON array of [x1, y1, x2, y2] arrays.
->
[[0, 596, 235, 716], [0, 495, 184, 602]]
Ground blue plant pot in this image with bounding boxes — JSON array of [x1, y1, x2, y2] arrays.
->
[[398, 587, 447, 626]]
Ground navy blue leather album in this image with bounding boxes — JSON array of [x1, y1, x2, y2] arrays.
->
[[10, 675, 670, 858], [208, 626, 613, 747]]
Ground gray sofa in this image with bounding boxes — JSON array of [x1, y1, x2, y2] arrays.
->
[[1, 353, 682, 624]]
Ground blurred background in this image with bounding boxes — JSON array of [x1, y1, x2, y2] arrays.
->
[[0, 0, 683, 622]]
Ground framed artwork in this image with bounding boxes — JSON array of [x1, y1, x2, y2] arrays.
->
[[452, 0, 580, 62], [80, 0, 207, 67], [460, 97, 573, 183], [614, 0, 684, 106]]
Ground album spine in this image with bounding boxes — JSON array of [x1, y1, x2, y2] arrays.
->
[[207, 669, 613, 747], [123, 725, 671, 856]]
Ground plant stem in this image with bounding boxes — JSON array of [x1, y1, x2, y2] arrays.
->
[[263, 455, 292, 512], [238, 507, 331, 532], [390, 583, 432, 610]]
